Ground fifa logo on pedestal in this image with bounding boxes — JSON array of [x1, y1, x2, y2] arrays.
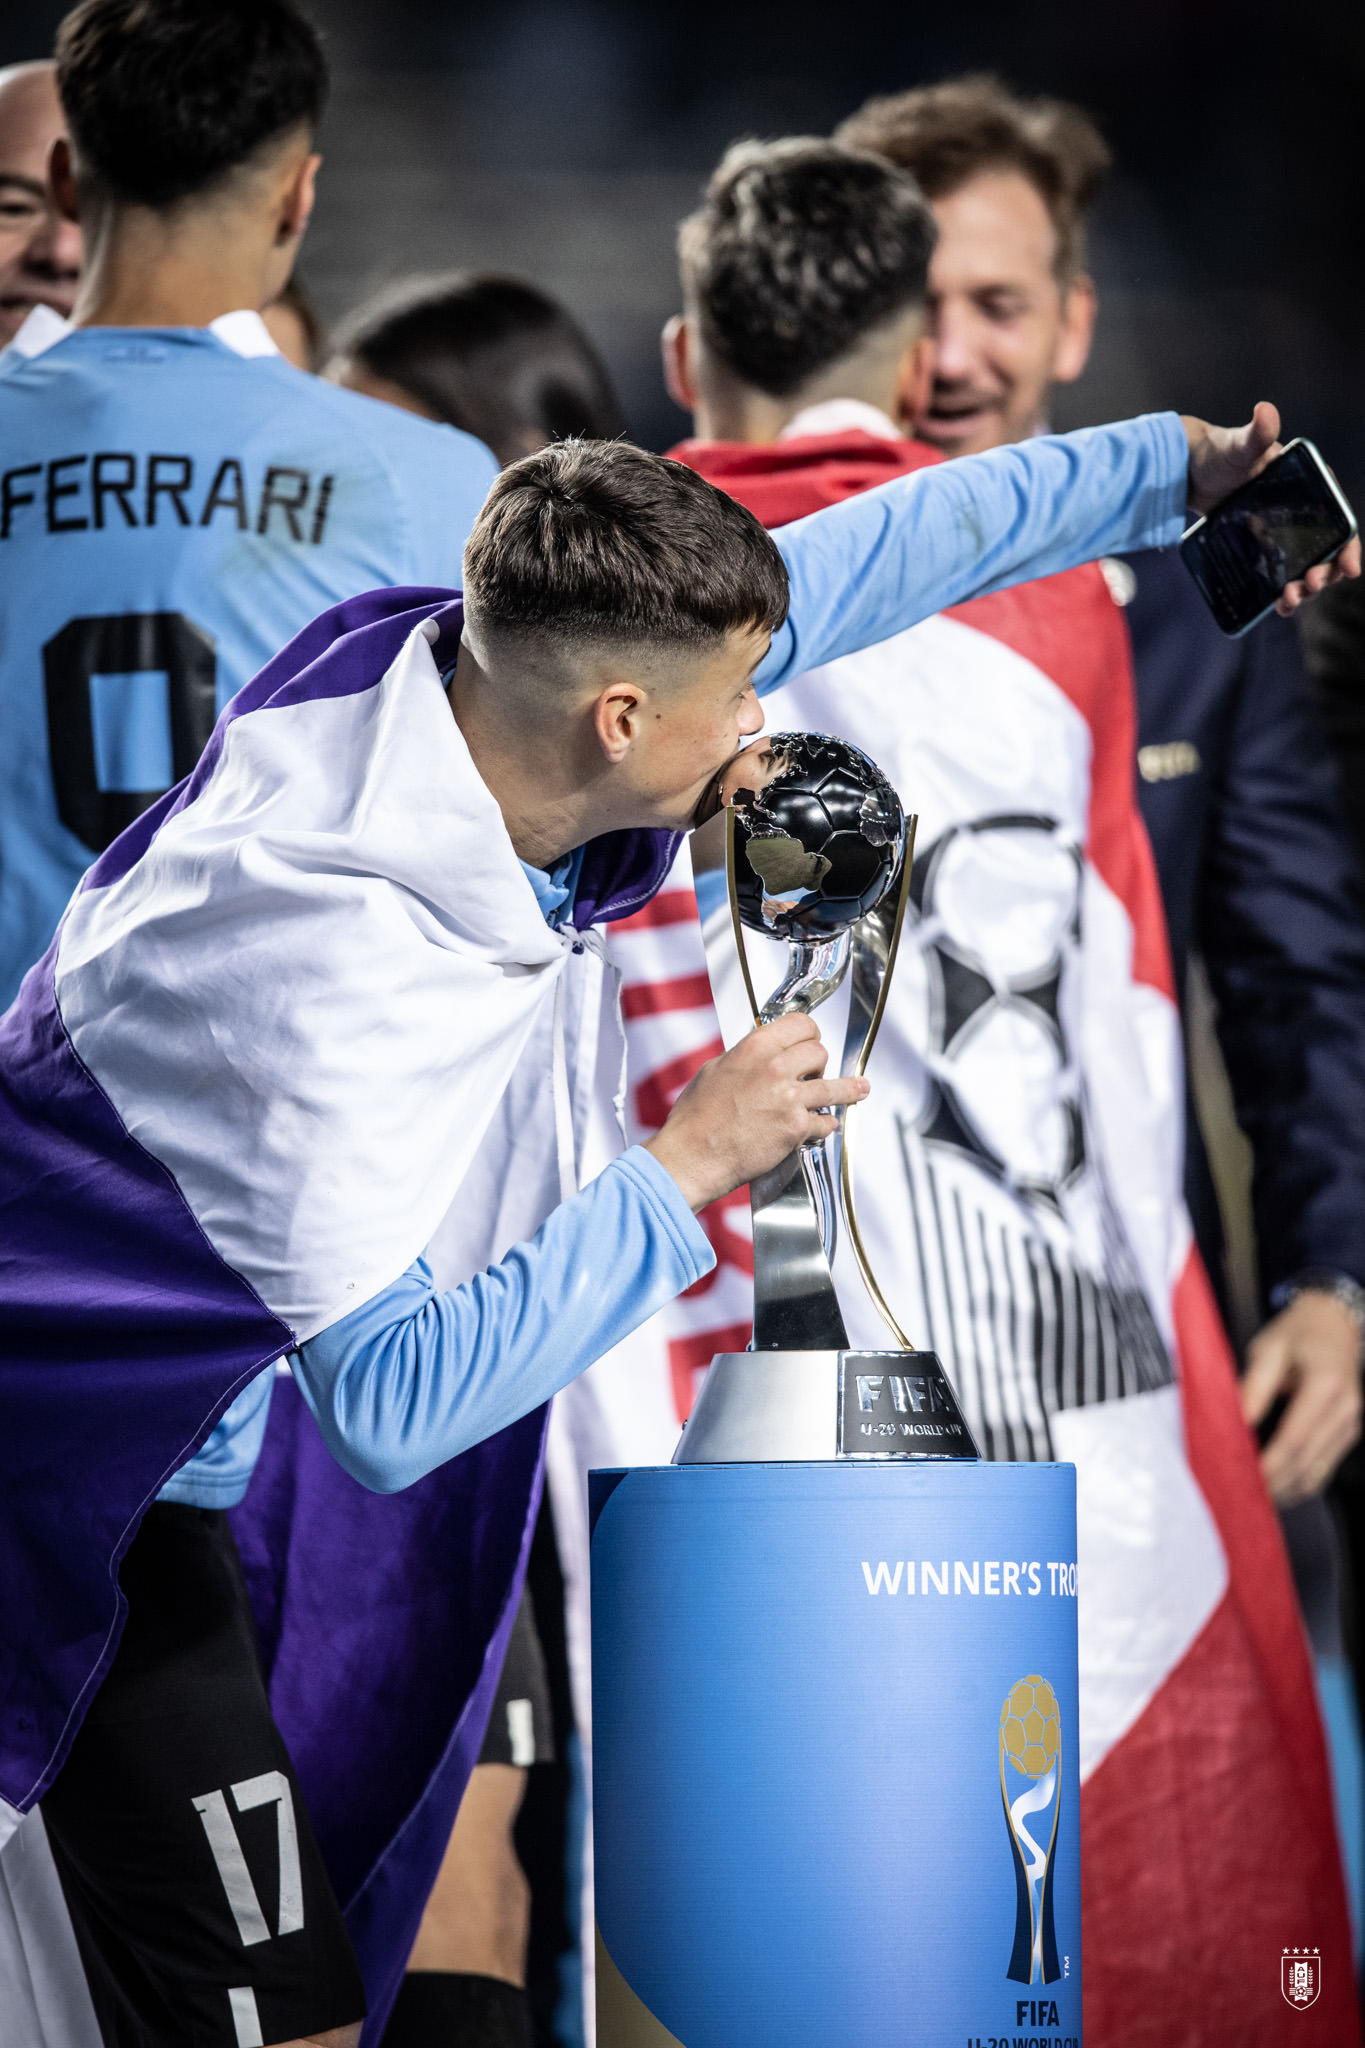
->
[[1000, 1675, 1062, 1985]]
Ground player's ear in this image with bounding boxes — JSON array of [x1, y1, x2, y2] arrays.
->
[[894, 330, 935, 432], [1053, 273, 1097, 387], [277, 152, 321, 249], [594, 681, 643, 764], [662, 315, 698, 413], [49, 137, 78, 223]]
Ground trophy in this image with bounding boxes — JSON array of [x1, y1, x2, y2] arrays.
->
[[674, 732, 980, 1465]]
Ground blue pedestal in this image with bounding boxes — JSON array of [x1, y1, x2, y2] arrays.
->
[[590, 1461, 1081, 2048]]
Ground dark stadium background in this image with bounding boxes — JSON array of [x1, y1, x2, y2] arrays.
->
[[6, 0, 1364, 506]]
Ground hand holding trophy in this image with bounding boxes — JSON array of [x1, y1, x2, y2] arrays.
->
[[674, 731, 980, 1464]]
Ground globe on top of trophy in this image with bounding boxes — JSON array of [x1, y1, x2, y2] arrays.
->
[[718, 732, 903, 940]]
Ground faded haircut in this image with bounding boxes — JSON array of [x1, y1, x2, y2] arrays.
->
[[462, 439, 788, 650], [677, 136, 937, 399], [837, 75, 1110, 281]]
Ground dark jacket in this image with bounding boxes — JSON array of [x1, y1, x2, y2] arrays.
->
[[1300, 574, 1365, 869], [1120, 546, 1365, 1317]]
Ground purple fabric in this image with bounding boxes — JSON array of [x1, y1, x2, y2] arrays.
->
[[573, 825, 682, 929], [0, 580, 678, 2018], [230, 1379, 545, 2041], [0, 951, 291, 1808]]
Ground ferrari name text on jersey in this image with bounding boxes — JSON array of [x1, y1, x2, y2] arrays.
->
[[1, 454, 337, 544], [0, 311, 500, 1006]]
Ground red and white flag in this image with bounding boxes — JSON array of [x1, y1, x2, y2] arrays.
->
[[603, 413, 1357, 2046]]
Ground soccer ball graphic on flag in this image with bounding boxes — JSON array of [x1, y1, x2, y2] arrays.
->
[[909, 813, 1086, 1206], [1001, 1674, 1062, 1779]]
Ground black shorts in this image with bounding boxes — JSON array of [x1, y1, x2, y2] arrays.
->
[[42, 1503, 366, 2048], [477, 1584, 554, 1769]]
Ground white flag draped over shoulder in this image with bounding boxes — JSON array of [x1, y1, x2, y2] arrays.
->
[[0, 585, 683, 2037]]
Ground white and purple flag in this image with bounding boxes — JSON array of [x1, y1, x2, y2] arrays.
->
[[0, 585, 675, 2033]]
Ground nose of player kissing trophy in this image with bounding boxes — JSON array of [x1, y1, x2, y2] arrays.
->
[[672, 730, 981, 1465]]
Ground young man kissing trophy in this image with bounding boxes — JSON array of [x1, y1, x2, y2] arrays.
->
[[0, 407, 1343, 2045]]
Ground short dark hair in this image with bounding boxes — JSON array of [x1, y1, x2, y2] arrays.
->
[[678, 137, 936, 400], [330, 273, 625, 468], [56, 0, 328, 208], [836, 76, 1109, 280], [463, 440, 789, 651]]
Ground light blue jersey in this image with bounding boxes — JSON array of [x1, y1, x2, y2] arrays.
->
[[0, 311, 498, 1006]]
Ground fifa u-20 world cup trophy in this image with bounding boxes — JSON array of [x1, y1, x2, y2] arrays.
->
[[593, 742, 1082, 2048], [674, 731, 980, 1465]]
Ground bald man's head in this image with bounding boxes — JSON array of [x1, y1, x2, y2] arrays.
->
[[0, 62, 80, 344]]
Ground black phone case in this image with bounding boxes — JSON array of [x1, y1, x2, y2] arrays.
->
[[1179, 438, 1357, 638]]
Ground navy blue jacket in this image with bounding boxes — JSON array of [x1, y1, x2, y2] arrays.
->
[[1120, 547, 1365, 1319]]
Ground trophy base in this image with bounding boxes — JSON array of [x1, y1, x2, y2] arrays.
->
[[671, 1349, 979, 1465]]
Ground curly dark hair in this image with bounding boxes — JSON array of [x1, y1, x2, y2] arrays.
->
[[678, 136, 936, 399], [56, 0, 327, 207], [837, 75, 1110, 280]]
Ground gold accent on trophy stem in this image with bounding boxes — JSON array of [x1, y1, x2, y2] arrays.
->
[[841, 817, 918, 1349], [840, 1105, 913, 1350], [725, 806, 761, 1029], [853, 814, 916, 1077]]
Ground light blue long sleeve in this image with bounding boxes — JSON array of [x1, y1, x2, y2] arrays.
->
[[756, 412, 1189, 694], [287, 1146, 712, 1493]]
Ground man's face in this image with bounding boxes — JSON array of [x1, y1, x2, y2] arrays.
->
[[624, 626, 769, 835], [910, 167, 1094, 457], [0, 66, 80, 345]]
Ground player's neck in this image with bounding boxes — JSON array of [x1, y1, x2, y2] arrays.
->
[[692, 360, 903, 446], [699, 327, 912, 444], [460, 726, 599, 873], [72, 216, 278, 329]]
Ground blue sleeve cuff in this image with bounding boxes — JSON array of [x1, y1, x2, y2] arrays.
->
[[614, 1142, 716, 1277]]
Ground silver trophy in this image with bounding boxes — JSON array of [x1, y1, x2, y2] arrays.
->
[[674, 732, 979, 1464]]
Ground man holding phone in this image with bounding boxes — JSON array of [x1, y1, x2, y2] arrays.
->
[[839, 76, 1365, 1524], [651, 129, 1356, 2043]]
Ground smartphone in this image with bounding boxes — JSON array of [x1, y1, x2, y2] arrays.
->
[[1179, 437, 1357, 637]]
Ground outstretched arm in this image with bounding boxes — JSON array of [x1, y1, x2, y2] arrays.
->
[[755, 412, 1187, 693], [756, 403, 1358, 695]]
